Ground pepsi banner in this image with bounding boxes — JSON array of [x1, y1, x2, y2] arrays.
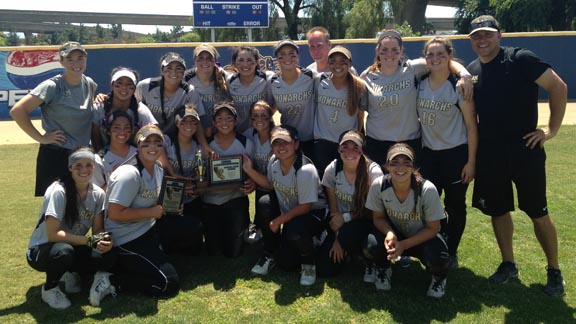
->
[[1, 49, 64, 118], [1, 34, 574, 120]]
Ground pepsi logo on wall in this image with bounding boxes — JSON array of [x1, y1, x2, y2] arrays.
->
[[6, 50, 63, 89]]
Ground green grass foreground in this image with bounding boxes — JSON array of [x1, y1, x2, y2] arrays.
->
[[0, 127, 575, 323]]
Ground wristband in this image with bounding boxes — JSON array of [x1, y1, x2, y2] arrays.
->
[[459, 71, 472, 78], [342, 212, 352, 223]]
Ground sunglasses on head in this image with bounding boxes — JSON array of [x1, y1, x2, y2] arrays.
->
[[470, 20, 499, 30]]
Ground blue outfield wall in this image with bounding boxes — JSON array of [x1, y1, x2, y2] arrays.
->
[[0, 32, 574, 119]]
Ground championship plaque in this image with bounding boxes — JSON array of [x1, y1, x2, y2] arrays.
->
[[158, 176, 186, 215], [195, 154, 245, 192]]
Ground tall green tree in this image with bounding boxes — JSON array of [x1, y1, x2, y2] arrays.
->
[[270, 0, 315, 39], [345, 0, 392, 38], [305, 0, 350, 39], [456, 0, 575, 33]]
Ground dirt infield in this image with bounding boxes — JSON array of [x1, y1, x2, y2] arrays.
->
[[2, 103, 575, 146]]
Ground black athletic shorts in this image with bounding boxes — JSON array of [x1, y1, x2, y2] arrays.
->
[[472, 138, 548, 218]]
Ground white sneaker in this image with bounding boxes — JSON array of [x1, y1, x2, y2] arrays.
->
[[89, 271, 116, 307], [375, 267, 392, 291], [251, 256, 276, 276], [60, 271, 82, 294], [363, 264, 377, 283], [300, 264, 316, 286], [42, 285, 71, 309], [427, 276, 447, 298], [244, 225, 263, 244]]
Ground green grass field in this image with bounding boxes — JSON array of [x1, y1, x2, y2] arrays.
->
[[0, 127, 575, 323]]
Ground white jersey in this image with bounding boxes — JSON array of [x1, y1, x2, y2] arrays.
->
[[29, 181, 105, 248], [92, 101, 157, 147], [135, 77, 205, 134], [270, 68, 317, 141], [164, 136, 201, 204], [243, 127, 272, 175], [365, 175, 445, 237], [322, 160, 383, 214], [314, 74, 367, 143], [227, 70, 275, 133], [202, 134, 255, 205], [31, 75, 97, 149], [105, 162, 163, 246], [185, 68, 232, 129], [267, 154, 327, 214], [417, 74, 468, 150], [360, 60, 427, 141], [94, 146, 138, 186]]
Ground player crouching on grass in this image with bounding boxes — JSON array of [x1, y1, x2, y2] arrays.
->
[[243, 125, 328, 286], [26, 147, 116, 309], [364, 143, 450, 298]]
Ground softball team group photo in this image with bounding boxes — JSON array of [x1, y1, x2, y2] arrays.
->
[[10, 14, 568, 311]]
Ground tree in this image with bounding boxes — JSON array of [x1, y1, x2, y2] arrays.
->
[[345, 0, 392, 38], [0, 33, 6, 46], [169, 26, 185, 42], [456, 0, 575, 33], [270, 0, 315, 39], [7, 31, 20, 46], [306, 0, 351, 39], [178, 32, 202, 43]]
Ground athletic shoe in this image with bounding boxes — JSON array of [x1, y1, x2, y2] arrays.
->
[[396, 255, 411, 269], [363, 264, 377, 283], [312, 230, 328, 248], [60, 271, 82, 294], [427, 276, 447, 298], [243, 224, 262, 244], [375, 267, 392, 291], [41, 285, 71, 310], [450, 255, 459, 270], [251, 256, 276, 276], [300, 264, 316, 286], [89, 271, 116, 307], [544, 266, 565, 297], [489, 261, 519, 284]]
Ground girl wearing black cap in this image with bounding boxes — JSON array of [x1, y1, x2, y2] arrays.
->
[[364, 143, 450, 298], [243, 125, 327, 286]]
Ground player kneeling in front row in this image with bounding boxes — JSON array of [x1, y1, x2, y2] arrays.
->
[[26, 147, 116, 309], [364, 143, 450, 298]]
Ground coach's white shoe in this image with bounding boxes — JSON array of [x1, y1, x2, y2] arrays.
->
[[89, 271, 116, 307], [60, 271, 82, 294], [42, 285, 71, 310]]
